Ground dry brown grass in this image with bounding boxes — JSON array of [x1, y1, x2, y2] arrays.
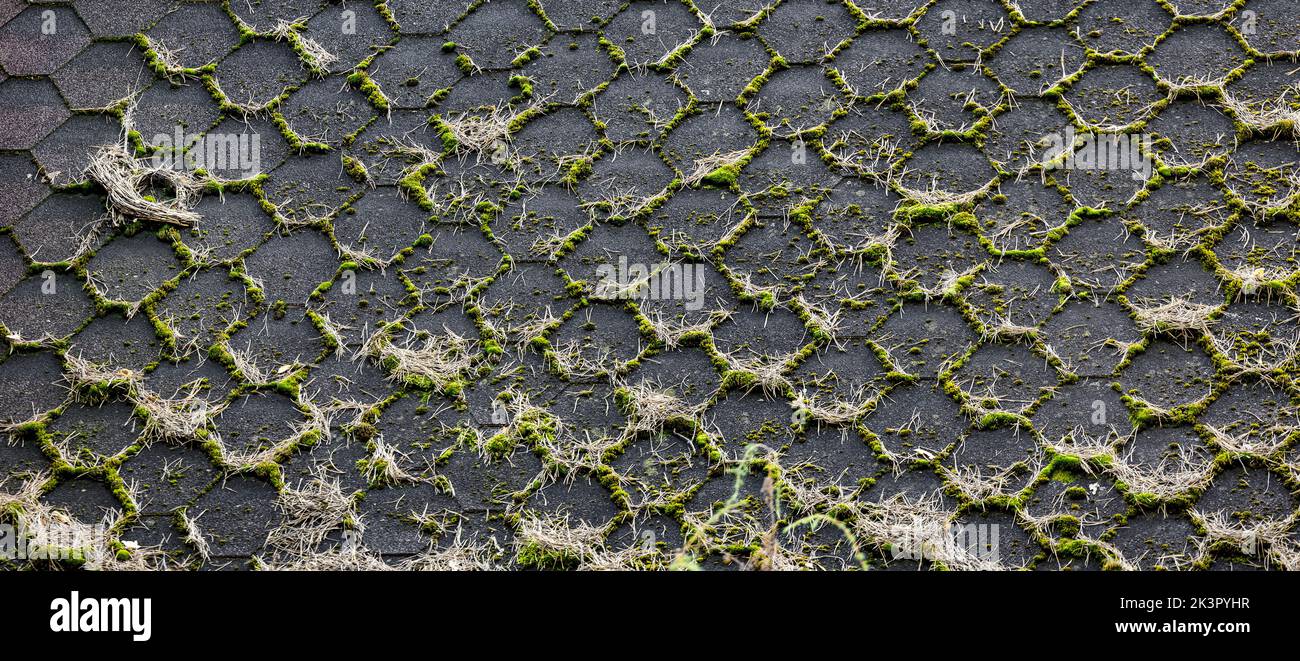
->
[[359, 437, 434, 488], [441, 106, 517, 163], [1109, 444, 1216, 502], [852, 492, 1011, 570], [1221, 85, 1300, 132], [1129, 296, 1220, 336], [941, 453, 1042, 502], [359, 322, 476, 391], [1191, 507, 1296, 569], [270, 19, 337, 74], [638, 307, 730, 349], [177, 508, 212, 563], [681, 149, 751, 188], [1202, 404, 1300, 456], [616, 380, 708, 438], [1042, 424, 1122, 463], [790, 389, 870, 426], [513, 510, 616, 569], [134, 383, 215, 443], [0, 471, 172, 568], [399, 528, 504, 571], [87, 143, 204, 227]]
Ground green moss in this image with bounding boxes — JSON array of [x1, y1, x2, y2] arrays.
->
[[700, 165, 740, 188], [515, 540, 581, 570], [348, 71, 391, 110], [1054, 515, 1082, 538]]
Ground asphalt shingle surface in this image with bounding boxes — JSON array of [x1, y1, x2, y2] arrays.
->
[[0, 0, 1298, 571]]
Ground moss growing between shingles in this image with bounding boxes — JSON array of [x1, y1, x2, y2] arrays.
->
[[514, 539, 582, 569], [348, 70, 391, 111], [270, 112, 331, 152], [395, 163, 440, 211], [699, 164, 740, 188]]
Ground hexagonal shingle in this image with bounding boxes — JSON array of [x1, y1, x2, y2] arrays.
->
[[446, 0, 551, 69], [0, 0, 1291, 572], [129, 81, 223, 150], [913, 0, 1012, 62], [831, 28, 930, 97], [86, 232, 182, 303], [278, 76, 378, 147], [1147, 23, 1247, 87], [757, 0, 858, 64], [367, 36, 464, 109], [674, 32, 769, 103], [747, 65, 848, 136], [53, 41, 152, 110], [303, 2, 397, 73], [1237, 0, 1300, 55], [146, 3, 243, 69], [0, 6, 91, 76], [32, 113, 123, 186], [0, 154, 50, 230], [0, 78, 70, 150], [212, 40, 309, 110], [11, 193, 107, 264], [1074, 0, 1171, 55], [987, 26, 1087, 96], [1062, 63, 1162, 130], [0, 269, 94, 342]]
